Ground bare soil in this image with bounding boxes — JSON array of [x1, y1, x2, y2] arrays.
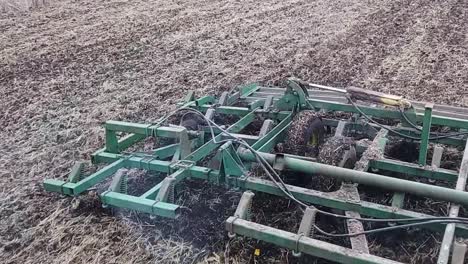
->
[[1, 0, 468, 263]]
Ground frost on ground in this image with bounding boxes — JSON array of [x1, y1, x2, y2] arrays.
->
[[1, 0, 468, 263]]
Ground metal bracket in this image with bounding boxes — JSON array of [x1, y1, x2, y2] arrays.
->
[[218, 91, 230, 105], [451, 239, 467, 264], [205, 108, 216, 121], [275, 78, 310, 111], [227, 191, 255, 238], [170, 160, 194, 178], [170, 160, 195, 171], [179, 127, 191, 160], [293, 207, 318, 257], [68, 161, 85, 183], [155, 177, 176, 203], [259, 119, 275, 137], [263, 95, 275, 110], [429, 145, 444, 184], [335, 121, 347, 137], [287, 78, 310, 109], [108, 169, 128, 194]]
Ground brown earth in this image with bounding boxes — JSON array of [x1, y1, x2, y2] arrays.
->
[[1, 0, 468, 263]]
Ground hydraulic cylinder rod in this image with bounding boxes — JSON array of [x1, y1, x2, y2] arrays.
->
[[238, 150, 468, 207], [307, 82, 412, 109]]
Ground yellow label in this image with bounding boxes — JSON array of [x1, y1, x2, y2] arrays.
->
[[309, 133, 318, 146], [254, 248, 260, 256]]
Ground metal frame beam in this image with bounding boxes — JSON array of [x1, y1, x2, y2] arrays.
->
[[238, 150, 468, 207], [226, 217, 402, 264]]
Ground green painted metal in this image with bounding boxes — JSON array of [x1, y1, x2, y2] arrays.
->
[[105, 120, 189, 138], [251, 112, 292, 151], [232, 176, 468, 237], [140, 169, 187, 200], [220, 142, 246, 178], [101, 191, 179, 218], [44, 159, 126, 196], [153, 143, 179, 159], [43, 80, 468, 263], [239, 150, 468, 207], [92, 133, 145, 162], [184, 108, 258, 162], [105, 129, 119, 153], [226, 217, 402, 264], [419, 104, 433, 165], [370, 159, 458, 181], [239, 83, 260, 99]]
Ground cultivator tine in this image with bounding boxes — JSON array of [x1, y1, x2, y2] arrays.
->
[[334, 121, 347, 137], [292, 207, 318, 257], [263, 95, 274, 110], [171, 148, 181, 163], [155, 177, 176, 203], [109, 169, 128, 194], [204, 108, 215, 121], [179, 128, 191, 159], [432, 145, 444, 167], [341, 184, 369, 254], [331, 120, 370, 253], [298, 207, 318, 238], [228, 191, 254, 238], [233, 190, 254, 220], [183, 91, 195, 103], [218, 91, 229, 106], [337, 146, 357, 168], [450, 239, 467, 264], [170, 127, 191, 162], [258, 119, 274, 137], [67, 161, 85, 183]]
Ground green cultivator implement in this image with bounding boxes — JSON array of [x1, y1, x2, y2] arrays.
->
[[44, 78, 468, 263]]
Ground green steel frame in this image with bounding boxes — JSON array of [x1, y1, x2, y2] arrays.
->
[[44, 79, 468, 264]]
